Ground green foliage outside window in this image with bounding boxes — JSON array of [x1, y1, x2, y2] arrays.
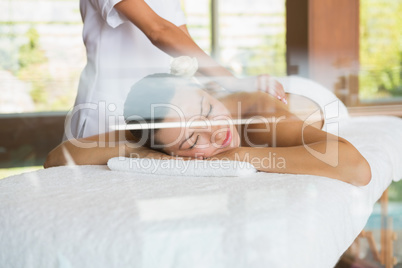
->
[[241, 33, 286, 77], [0, 27, 50, 107], [17, 28, 49, 105], [0, 0, 401, 114], [359, 0, 402, 100]]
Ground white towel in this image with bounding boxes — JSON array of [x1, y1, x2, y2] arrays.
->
[[107, 157, 257, 177]]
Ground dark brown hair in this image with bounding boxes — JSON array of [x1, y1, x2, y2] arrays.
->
[[124, 73, 184, 150]]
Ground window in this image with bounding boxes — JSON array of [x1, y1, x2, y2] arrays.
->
[[359, 0, 402, 103], [1, 0, 286, 114], [0, 0, 84, 176], [182, 0, 286, 77], [0, 0, 85, 114], [182, 0, 211, 54]]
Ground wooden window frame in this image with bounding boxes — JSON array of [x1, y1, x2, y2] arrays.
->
[[286, 0, 402, 112]]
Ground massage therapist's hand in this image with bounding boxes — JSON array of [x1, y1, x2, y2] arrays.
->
[[221, 75, 287, 104], [256, 74, 287, 104]]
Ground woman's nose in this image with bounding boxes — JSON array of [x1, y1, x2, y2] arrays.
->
[[212, 126, 226, 143]]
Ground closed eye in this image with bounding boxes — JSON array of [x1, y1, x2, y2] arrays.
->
[[189, 135, 199, 149], [206, 104, 212, 117]]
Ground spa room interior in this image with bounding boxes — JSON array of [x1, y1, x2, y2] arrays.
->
[[0, 0, 401, 267]]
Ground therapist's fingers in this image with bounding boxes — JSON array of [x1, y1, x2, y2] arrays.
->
[[273, 80, 287, 104], [257, 75, 287, 104]]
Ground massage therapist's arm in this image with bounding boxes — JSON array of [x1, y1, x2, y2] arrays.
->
[[114, 0, 285, 100], [114, 0, 232, 79], [43, 131, 173, 168]]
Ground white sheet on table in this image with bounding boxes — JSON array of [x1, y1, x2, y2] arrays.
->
[[1, 116, 402, 268], [107, 158, 257, 177]]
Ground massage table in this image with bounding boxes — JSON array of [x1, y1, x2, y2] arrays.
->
[[1, 76, 402, 268]]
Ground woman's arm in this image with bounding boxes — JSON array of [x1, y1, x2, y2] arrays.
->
[[43, 131, 174, 168], [214, 92, 372, 186], [212, 134, 371, 186]]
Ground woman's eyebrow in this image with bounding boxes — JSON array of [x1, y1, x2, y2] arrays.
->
[[179, 132, 195, 149]]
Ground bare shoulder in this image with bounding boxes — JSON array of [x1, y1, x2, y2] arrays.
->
[[218, 91, 288, 118]]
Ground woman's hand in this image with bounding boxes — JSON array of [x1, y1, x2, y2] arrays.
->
[[126, 144, 243, 162], [125, 143, 196, 161], [125, 144, 175, 160]]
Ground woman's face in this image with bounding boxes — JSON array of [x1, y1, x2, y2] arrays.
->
[[154, 87, 241, 159]]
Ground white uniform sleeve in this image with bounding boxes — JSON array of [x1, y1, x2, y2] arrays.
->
[[170, 0, 187, 26], [93, 0, 186, 28], [96, 0, 128, 28]]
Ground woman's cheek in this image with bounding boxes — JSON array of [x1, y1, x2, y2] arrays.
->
[[214, 102, 231, 117]]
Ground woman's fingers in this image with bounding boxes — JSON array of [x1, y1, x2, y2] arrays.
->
[[128, 147, 201, 161], [126, 146, 173, 160]]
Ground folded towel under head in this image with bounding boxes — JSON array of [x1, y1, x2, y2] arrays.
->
[[107, 157, 257, 177]]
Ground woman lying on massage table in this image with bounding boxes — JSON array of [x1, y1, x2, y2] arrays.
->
[[44, 73, 371, 186]]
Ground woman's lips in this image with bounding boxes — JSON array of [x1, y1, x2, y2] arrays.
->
[[221, 129, 232, 148]]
